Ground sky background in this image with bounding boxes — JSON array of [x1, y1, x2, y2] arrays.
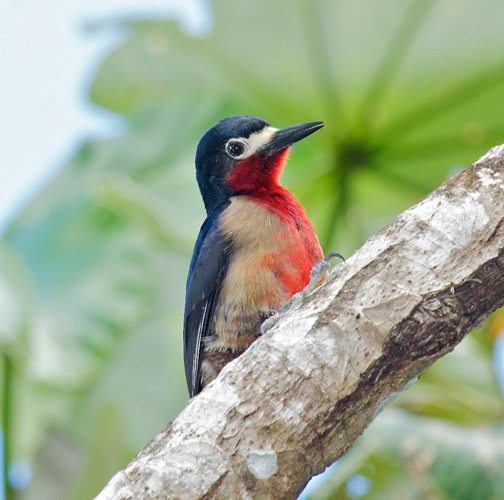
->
[[0, 0, 208, 231]]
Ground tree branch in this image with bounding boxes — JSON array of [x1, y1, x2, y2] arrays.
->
[[97, 145, 504, 499]]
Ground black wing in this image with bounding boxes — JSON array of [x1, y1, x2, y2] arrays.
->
[[183, 204, 230, 397]]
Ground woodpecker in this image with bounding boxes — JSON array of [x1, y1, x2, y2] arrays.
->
[[184, 116, 324, 397]]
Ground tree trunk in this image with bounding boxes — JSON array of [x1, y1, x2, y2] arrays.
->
[[97, 145, 504, 500]]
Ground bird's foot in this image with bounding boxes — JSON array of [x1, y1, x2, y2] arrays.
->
[[308, 252, 345, 290]]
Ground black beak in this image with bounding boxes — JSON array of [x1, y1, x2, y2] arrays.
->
[[259, 121, 324, 155]]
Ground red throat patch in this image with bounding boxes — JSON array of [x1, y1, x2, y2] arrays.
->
[[227, 148, 290, 193]]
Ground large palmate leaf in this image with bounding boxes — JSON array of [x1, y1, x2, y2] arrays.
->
[[91, 0, 504, 252]]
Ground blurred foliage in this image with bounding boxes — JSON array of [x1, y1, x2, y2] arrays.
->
[[0, 0, 503, 498], [309, 410, 504, 500]]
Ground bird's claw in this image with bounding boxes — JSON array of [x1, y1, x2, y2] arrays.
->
[[309, 252, 345, 283], [324, 252, 346, 263]]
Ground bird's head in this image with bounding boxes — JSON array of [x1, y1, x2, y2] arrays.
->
[[195, 115, 323, 212]]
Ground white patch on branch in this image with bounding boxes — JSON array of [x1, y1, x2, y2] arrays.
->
[[246, 450, 278, 479]]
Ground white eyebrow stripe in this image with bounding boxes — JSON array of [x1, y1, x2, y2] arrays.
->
[[245, 126, 278, 156]]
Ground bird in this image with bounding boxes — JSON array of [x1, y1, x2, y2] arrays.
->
[[184, 115, 324, 397]]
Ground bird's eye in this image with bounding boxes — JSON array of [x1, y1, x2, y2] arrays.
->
[[225, 139, 247, 158]]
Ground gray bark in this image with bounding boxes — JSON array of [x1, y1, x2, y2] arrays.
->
[[96, 145, 504, 500]]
